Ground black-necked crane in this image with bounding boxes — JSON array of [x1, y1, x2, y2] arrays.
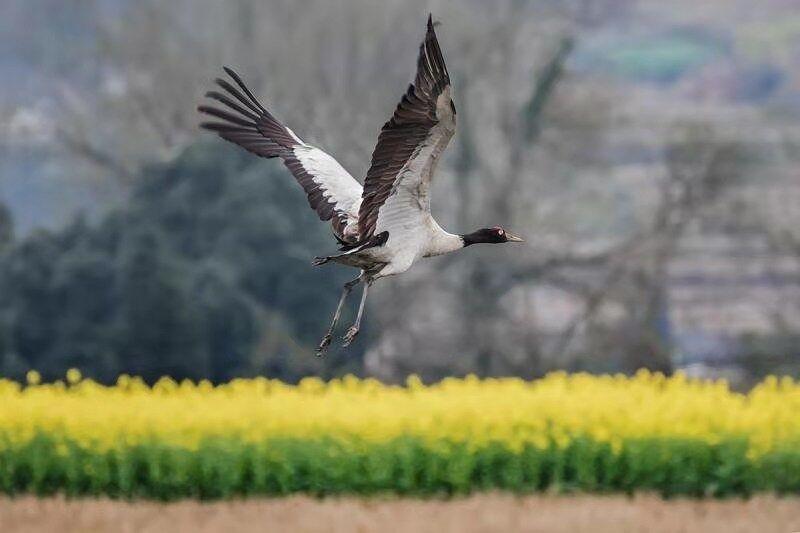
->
[[198, 15, 523, 355]]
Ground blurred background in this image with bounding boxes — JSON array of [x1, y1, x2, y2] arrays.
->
[[1, 0, 799, 388]]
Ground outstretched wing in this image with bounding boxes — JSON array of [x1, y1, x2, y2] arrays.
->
[[357, 15, 456, 241], [198, 67, 362, 241]]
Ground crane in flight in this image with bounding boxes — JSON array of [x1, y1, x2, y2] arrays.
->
[[199, 15, 523, 355]]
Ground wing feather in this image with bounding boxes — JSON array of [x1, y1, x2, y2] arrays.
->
[[198, 68, 362, 240], [357, 15, 456, 241]]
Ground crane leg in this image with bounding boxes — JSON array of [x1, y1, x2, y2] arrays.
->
[[316, 274, 362, 356], [342, 280, 370, 347]]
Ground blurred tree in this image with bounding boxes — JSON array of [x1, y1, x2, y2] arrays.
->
[[0, 142, 359, 383], [46, 217, 119, 380], [0, 203, 14, 375], [114, 227, 206, 380], [0, 203, 12, 250]]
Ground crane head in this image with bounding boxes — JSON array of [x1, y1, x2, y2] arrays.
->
[[463, 226, 524, 245]]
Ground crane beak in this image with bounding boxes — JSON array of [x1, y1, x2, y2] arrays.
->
[[505, 231, 524, 242]]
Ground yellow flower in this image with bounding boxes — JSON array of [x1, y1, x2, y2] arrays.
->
[[0, 372, 797, 456], [25, 370, 41, 386], [66, 368, 82, 385]]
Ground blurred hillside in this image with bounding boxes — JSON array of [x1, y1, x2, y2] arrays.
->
[[1, 0, 799, 385]]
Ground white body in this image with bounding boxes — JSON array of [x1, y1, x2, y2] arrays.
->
[[332, 110, 458, 279]]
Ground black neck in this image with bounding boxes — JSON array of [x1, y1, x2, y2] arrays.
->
[[461, 231, 487, 247]]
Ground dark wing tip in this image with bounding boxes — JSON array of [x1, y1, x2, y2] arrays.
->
[[427, 13, 442, 32], [218, 66, 267, 114]]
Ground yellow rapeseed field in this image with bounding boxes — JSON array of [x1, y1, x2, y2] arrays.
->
[[1, 370, 798, 456]]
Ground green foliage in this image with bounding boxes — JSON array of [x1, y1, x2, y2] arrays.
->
[[0, 143, 361, 384], [0, 434, 796, 500]]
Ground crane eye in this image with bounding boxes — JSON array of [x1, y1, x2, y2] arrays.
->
[[497, 229, 504, 236]]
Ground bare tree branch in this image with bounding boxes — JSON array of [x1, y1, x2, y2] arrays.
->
[[55, 127, 136, 183]]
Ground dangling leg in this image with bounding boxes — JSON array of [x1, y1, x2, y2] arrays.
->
[[342, 280, 370, 347], [317, 274, 362, 356]]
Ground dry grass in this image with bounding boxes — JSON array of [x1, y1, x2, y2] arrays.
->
[[0, 494, 798, 533]]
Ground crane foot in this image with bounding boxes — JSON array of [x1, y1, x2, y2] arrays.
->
[[342, 326, 360, 347], [316, 333, 332, 357]]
